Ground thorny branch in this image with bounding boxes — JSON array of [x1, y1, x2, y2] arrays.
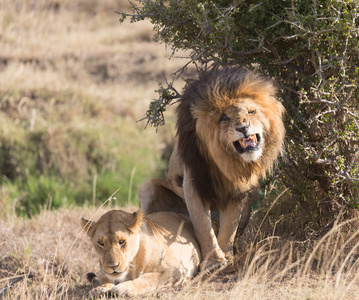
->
[[138, 81, 181, 130]]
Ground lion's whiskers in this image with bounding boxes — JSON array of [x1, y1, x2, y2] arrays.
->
[[225, 140, 232, 153], [223, 132, 235, 153]]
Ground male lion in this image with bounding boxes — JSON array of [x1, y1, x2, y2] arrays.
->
[[139, 67, 285, 268], [81, 209, 200, 298]]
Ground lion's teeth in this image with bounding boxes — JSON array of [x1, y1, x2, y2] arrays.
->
[[239, 135, 258, 148], [252, 135, 257, 143], [239, 140, 246, 148]]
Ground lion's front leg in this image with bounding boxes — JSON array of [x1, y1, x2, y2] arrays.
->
[[217, 195, 251, 258], [111, 272, 162, 296], [183, 169, 226, 270]]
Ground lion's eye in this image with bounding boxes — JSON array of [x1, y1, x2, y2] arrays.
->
[[219, 113, 230, 122], [248, 109, 256, 114], [119, 240, 126, 247], [97, 241, 104, 248]]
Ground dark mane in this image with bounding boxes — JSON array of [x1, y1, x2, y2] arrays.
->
[[176, 93, 219, 206]]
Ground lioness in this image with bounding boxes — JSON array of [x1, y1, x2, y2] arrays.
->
[[139, 67, 285, 268], [81, 209, 201, 298]]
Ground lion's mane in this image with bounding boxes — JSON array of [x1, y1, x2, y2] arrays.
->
[[177, 67, 285, 208]]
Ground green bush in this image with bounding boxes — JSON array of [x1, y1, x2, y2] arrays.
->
[[120, 0, 359, 233]]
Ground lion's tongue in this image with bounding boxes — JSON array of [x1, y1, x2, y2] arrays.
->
[[238, 135, 257, 149]]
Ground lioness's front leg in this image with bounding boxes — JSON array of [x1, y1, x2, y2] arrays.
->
[[112, 272, 161, 296], [89, 283, 114, 298], [183, 169, 226, 268], [217, 197, 251, 258]]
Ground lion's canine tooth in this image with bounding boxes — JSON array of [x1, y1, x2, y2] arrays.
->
[[238, 135, 258, 148], [252, 135, 257, 144], [239, 139, 246, 148]]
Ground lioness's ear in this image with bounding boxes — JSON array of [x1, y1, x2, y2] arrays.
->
[[81, 217, 96, 236], [128, 210, 143, 234]]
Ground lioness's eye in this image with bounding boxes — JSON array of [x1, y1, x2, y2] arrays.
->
[[119, 240, 126, 246], [97, 241, 104, 248], [219, 113, 230, 122], [248, 109, 256, 114]]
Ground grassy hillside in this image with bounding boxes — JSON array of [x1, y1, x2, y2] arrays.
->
[[0, 0, 188, 217]]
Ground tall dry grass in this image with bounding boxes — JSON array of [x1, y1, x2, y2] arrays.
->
[[0, 0, 190, 216], [1, 205, 359, 299], [2, 0, 359, 299]]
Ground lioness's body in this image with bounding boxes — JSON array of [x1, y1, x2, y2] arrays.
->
[[82, 210, 200, 297]]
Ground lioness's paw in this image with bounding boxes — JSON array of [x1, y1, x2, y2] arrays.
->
[[112, 283, 134, 297], [89, 283, 114, 299]]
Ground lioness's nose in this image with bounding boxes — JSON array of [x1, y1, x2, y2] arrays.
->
[[107, 262, 119, 269]]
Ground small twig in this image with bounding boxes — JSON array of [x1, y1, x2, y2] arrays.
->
[[0, 273, 35, 298], [139, 81, 181, 130], [314, 137, 338, 162], [344, 150, 359, 182]]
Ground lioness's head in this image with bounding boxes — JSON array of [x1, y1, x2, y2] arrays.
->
[[81, 210, 143, 281]]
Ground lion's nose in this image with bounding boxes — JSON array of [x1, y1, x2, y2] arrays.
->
[[236, 122, 250, 136]]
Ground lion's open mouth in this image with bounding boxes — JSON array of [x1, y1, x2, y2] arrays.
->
[[233, 134, 261, 154]]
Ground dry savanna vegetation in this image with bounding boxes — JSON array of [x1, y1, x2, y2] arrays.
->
[[3, 204, 359, 299], [1, 0, 359, 299], [0, 0, 193, 216]]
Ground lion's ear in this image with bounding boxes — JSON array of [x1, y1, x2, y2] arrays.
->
[[81, 217, 96, 237], [128, 209, 143, 234]]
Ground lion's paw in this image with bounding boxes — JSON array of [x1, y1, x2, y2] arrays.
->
[[224, 252, 234, 264], [89, 283, 114, 299], [200, 249, 228, 272], [200, 258, 228, 273]]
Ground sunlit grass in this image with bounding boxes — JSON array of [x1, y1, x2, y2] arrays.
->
[[0, 0, 182, 217], [1, 0, 359, 299], [1, 206, 359, 299]]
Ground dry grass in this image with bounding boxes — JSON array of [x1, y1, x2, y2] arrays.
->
[[1, 206, 359, 299], [2, 0, 359, 299], [0, 0, 192, 214], [0, 0, 188, 115], [0, 0, 183, 124]]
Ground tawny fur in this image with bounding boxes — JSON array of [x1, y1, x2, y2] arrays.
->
[[177, 67, 285, 207], [81, 210, 200, 298], [139, 67, 285, 267]]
